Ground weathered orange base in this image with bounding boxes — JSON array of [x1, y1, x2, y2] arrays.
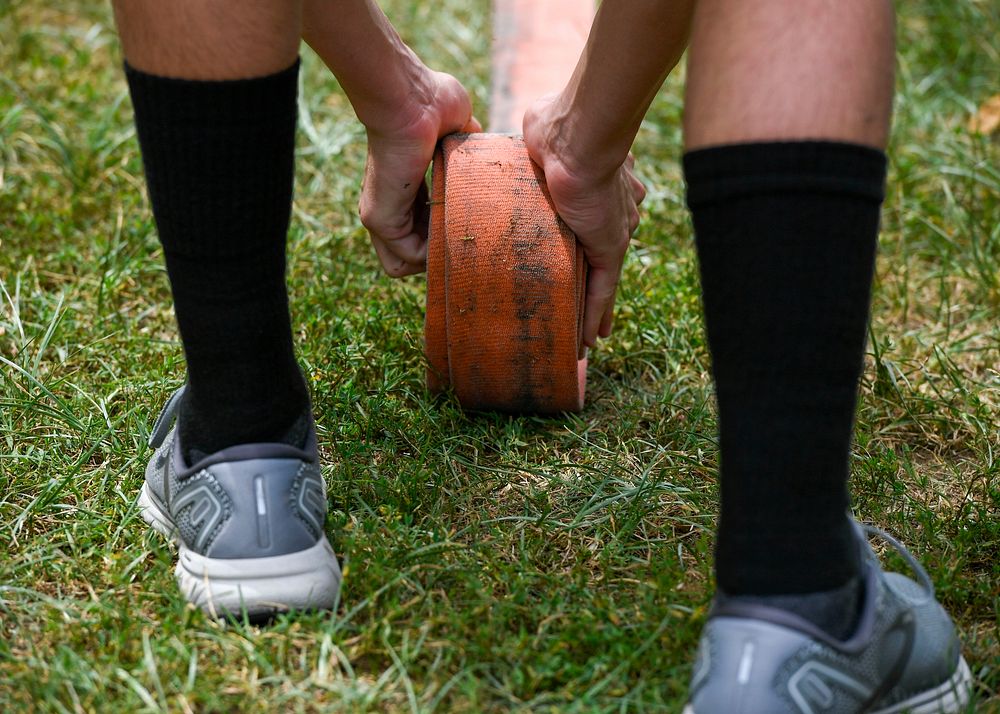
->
[[425, 134, 586, 413]]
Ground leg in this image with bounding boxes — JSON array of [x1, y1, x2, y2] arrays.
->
[[682, 1, 970, 711], [116, 1, 309, 461], [683, 0, 894, 151], [684, 0, 894, 615], [118, 2, 341, 617], [114, 1, 301, 80]]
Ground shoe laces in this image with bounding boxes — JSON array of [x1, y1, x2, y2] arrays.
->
[[861, 523, 936, 606]]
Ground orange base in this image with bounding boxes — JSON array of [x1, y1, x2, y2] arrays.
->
[[425, 134, 586, 413]]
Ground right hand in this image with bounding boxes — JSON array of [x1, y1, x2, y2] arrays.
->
[[523, 93, 646, 350]]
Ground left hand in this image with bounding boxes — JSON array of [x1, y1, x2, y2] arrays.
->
[[358, 71, 481, 277]]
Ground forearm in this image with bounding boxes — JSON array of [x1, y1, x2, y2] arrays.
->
[[303, 0, 432, 133], [552, 0, 694, 176]]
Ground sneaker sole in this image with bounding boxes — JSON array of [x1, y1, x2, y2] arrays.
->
[[138, 481, 177, 540], [683, 656, 972, 714], [138, 482, 342, 618], [871, 656, 972, 714]]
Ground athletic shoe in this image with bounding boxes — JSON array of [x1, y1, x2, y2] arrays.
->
[[685, 523, 972, 713], [138, 387, 342, 620]]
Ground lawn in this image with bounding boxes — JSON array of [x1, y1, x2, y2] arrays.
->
[[1, 1, 998, 711]]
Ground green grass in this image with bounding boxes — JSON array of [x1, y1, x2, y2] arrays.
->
[[1, 0, 998, 711]]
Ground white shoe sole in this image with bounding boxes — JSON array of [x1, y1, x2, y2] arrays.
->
[[683, 655, 973, 714], [138, 481, 177, 540], [872, 656, 973, 714], [138, 482, 342, 618]]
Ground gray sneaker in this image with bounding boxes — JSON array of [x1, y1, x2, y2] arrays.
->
[[138, 387, 342, 620], [685, 524, 972, 714]]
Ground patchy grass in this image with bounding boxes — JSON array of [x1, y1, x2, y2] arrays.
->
[[1, 0, 998, 711]]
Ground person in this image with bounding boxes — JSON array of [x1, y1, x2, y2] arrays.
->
[[114, 0, 972, 710]]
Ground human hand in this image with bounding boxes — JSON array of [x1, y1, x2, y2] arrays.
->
[[523, 93, 646, 350], [359, 71, 481, 277]]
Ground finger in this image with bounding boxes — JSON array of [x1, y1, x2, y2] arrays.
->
[[358, 159, 424, 249], [631, 174, 647, 204], [433, 72, 479, 137], [380, 228, 427, 265], [374, 184, 431, 274], [582, 265, 620, 348], [360, 193, 427, 266], [369, 233, 425, 277], [411, 181, 431, 244], [599, 293, 616, 338], [463, 115, 483, 133]]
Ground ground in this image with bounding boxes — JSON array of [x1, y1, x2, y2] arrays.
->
[[1, 0, 998, 711]]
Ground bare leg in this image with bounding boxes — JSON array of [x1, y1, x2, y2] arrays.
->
[[113, 1, 301, 80], [684, 0, 894, 150]]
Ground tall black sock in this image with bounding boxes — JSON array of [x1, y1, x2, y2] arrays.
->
[[683, 141, 886, 598], [126, 61, 310, 463]]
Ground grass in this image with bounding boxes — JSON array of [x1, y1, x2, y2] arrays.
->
[[1, 0, 998, 711]]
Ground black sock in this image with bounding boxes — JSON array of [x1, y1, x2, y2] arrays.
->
[[683, 142, 886, 600], [126, 61, 310, 463]]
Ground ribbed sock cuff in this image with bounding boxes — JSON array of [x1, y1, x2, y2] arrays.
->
[[684, 141, 887, 207], [124, 59, 299, 128], [124, 59, 300, 259]]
